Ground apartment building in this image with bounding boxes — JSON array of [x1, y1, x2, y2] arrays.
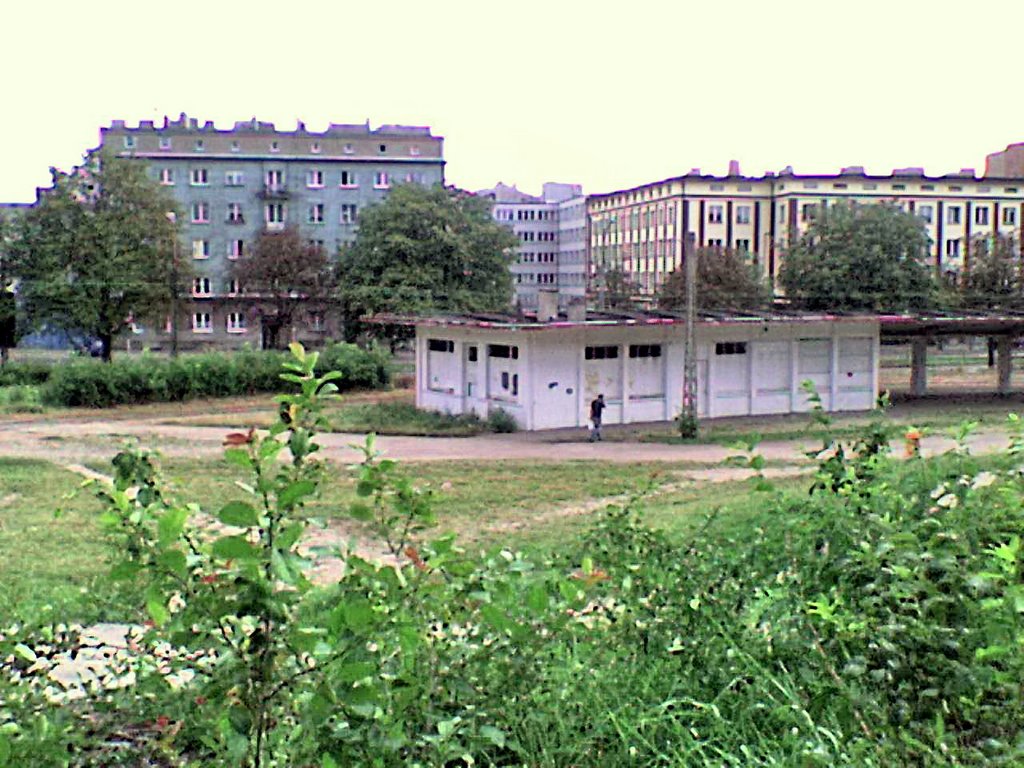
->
[[477, 182, 586, 309], [588, 163, 1024, 300], [102, 114, 445, 347]]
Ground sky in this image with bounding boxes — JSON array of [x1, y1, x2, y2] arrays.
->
[[4, 0, 1024, 203]]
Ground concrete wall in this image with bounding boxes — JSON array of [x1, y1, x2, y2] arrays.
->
[[415, 318, 879, 430]]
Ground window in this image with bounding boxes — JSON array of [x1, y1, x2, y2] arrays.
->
[[1004, 208, 1017, 226], [308, 238, 324, 252], [308, 311, 325, 332], [584, 345, 619, 360], [379, 144, 387, 153], [409, 146, 421, 156], [230, 140, 240, 152], [192, 277, 212, 297], [708, 205, 723, 223], [306, 169, 324, 188], [159, 168, 174, 185], [467, 346, 478, 362], [339, 170, 358, 187], [343, 143, 354, 154], [310, 142, 321, 154], [975, 206, 989, 226], [191, 239, 210, 259], [374, 172, 390, 188], [228, 239, 244, 259], [629, 344, 661, 358], [192, 312, 212, 333], [159, 137, 171, 150], [265, 169, 284, 188], [946, 239, 961, 257], [735, 238, 751, 252], [707, 238, 723, 248], [340, 204, 357, 224], [191, 202, 209, 223], [227, 278, 241, 295], [715, 341, 747, 355], [801, 203, 817, 222], [226, 312, 246, 333], [190, 168, 208, 186], [918, 204, 934, 223], [308, 203, 325, 224], [270, 141, 280, 152], [123, 135, 136, 149], [194, 139, 204, 151], [428, 339, 455, 353], [488, 344, 519, 359], [224, 170, 245, 186], [892, 184, 906, 191], [265, 203, 286, 226], [226, 203, 244, 223], [947, 206, 962, 225], [736, 205, 751, 224]]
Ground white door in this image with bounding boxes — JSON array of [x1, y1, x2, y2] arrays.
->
[[752, 341, 792, 414]]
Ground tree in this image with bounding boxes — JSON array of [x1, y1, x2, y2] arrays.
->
[[233, 225, 335, 350], [779, 202, 934, 312], [959, 233, 1023, 310], [337, 184, 517, 341], [0, 213, 18, 364], [658, 247, 770, 312], [11, 150, 181, 361], [595, 267, 639, 310]]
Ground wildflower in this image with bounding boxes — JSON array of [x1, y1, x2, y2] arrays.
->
[[904, 429, 922, 457], [936, 493, 959, 509]]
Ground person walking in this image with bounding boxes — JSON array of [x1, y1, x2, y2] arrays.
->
[[589, 393, 606, 442]]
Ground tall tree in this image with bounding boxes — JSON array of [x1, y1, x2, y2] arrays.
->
[[595, 267, 639, 310], [0, 213, 18, 364], [233, 225, 335, 350], [658, 246, 770, 312], [337, 184, 517, 340], [779, 202, 934, 311], [960, 233, 1023, 310], [11, 151, 182, 361]]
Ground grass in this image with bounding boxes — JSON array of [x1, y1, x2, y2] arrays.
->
[[0, 385, 44, 414], [0, 458, 115, 621]]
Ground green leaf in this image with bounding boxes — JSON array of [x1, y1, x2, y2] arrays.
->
[[278, 480, 316, 509], [480, 604, 513, 633], [437, 717, 460, 739], [212, 535, 260, 561], [0, 731, 10, 767], [321, 755, 339, 768], [348, 501, 373, 521], [277, 522, 305, 550], [335, 661, 376, 683], [157, 549, 187, 577], [158, 507, 188, 544], [479, 725, 506, 748], [110, 560, 142, 581], [13, 643, 36, 663], [343, 599, 375, 631], [526, 584, 548, 613], [218, 501, 258, 528], [146, 585, 170, 627]]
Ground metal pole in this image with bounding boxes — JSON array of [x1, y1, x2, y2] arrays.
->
[[681, 231, 698, 434]]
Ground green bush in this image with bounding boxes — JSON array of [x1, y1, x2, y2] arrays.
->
[[0, 385, 43, 413], [0, 360, 53, 387], [331, 401, 486, 436], [486, 407, 518, 433], [40, 345, 391, 408]]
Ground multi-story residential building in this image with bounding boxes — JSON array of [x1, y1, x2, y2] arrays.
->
[[478, 182, 586, 309], [986, 144, 1024, 178], [588, 162, 1024, 300], [101, 114, 444, 347]]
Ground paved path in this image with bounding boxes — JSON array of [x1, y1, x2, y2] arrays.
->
[[0, 412, 1018, 467]]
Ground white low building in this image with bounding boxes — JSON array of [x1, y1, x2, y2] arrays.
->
[[413, 311, 880, 430]]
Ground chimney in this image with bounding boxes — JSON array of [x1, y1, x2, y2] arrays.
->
[[537, 289, 559, 322], [728, 159, 741, 176]]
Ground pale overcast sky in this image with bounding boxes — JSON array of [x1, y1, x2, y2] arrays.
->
[[3, 0, 1024, 202]]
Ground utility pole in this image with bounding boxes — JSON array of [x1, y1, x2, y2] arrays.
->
[[680, 231, 698, 436], [166, 212, 180, 358]]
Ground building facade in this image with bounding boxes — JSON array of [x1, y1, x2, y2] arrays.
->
[[101, 114, 445, 348], [588, 164, 1024, 301], [478, 182, 586, 309]]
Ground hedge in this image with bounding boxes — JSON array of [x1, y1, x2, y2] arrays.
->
[[0, 360, 53, 387], [40, 343, 391, 408]]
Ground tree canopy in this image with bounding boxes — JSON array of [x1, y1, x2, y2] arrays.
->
[[958, 233, 1023, 310], [778, 202, 934, 312], [658, 247, 770, 312], [233, 225, 335, 349], [337, 184, 517, 339], [0, 213, 18, 362], [10, 151, 182, 360]]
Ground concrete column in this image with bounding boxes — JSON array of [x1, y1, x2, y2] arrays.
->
[[789, 339, 801, 411], [620, 343, 630, 424], [910, 338, 928, 396], [829, 336, 840, 412], [997, 336, 1013, 395]]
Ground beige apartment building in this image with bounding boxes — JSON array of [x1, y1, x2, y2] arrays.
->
[[588, 164, 1024, 300]]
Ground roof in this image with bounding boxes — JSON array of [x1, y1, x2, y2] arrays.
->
[[372, 309, 881, 331], [878, 311, 1024, 337]]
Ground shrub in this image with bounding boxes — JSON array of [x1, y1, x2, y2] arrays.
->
[[0, 360, 53, 387], [486, 407, 518, 433], [39, 345, 390, 408], [0, 385, 43, 413]]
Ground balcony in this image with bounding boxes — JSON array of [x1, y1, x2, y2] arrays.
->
[[258, 185, 291, 200]]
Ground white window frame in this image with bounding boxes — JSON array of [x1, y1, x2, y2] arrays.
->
[[192, 239, 210, 260], [191, 202, 209, 224], [708, 205, 723, 224], [192, 277, 212, 297], [1004, 208, 1018, 226], [194, 139, 204, 152], [310, 142, 321, 154], [343, 143, 355, 154], [270, 141, 280, 153], [306, 169, 324, 188], [946, 238, 961, 257], [192, 312, 212, 333], [159, 168, 174, 186], [340, 204, 357, 224], [339, 170, 358, 188], [123, 135, 136, 149], [265, 203, 286, 228], [265, 169, 284, 189], [224, 170, 245, 186], [226, 312, 247, 333], [947, 206, 962, 225], [227, 278, 241, 296], [159, 137, 171, 150], [227, 203, 244, 223], [918, 204, 934, 223], [230, 140, 240, 153], [374, 171, 390, 189], [975, 206, 989, 226], [228, 239, 244, 260], [735, 205, 751, 224], [190, 168, 208, 186], [308, 203, 325, 224], [409, 146, 421, 156]]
